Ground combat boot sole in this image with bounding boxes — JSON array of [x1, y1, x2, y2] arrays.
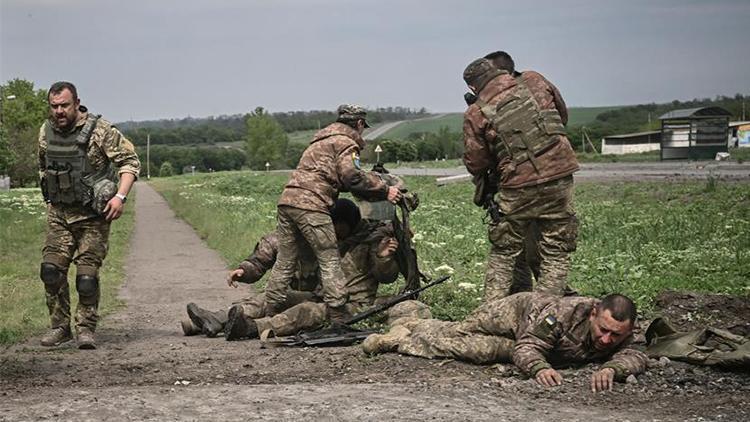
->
[[77, 329, 97, 350], [187, 303, 224, 337], [225, 305, 258, 341]]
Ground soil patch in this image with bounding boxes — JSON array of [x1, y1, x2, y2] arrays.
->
[[1, 182, 748, 421]]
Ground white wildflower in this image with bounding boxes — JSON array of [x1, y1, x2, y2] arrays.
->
[[434, 264, 454, 274]]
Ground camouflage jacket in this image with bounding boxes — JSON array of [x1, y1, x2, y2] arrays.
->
[[463, 71, 579, 189], [278, 123, 388, 213], [237, 231, 320, 291], [238, 222, 399, 306], [38, 110, 141, 224], [510, 294, 648, 380], [338, 220, 400, 308]]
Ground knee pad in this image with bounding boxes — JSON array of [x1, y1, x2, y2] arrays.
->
[[40, 263, 65, 288], [75, 274, 99, 303]]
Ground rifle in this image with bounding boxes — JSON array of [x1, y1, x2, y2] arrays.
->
[[262, 275, 451, 348], [472, 171, 504, 224], [392, 196, 427, 293]]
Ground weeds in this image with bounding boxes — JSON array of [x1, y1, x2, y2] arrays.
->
[[151, 173, 750, 320]]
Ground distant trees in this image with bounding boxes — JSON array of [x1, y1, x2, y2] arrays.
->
[[159, 162, 174, 177], [244, 107, 289, 170], [567, 94, 749, 151], [136, 145, 246, 175], [0, 79, 48, 186], [368, 125, 463, 163]]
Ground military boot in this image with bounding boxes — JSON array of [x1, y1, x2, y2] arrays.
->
[[77, 327, 97, 350], [186, 303, 226, 338], [361, 325, 411, 355], [224, 305, 259, 341], [181, 319, 202, 336], [40, 326, 73, 347]]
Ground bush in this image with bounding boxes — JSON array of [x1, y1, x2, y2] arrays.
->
[[159, 161, 175, 177]]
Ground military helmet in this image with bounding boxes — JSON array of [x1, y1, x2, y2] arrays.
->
[[463, 58, 503, 92], [337, 104, 370, 128], [92, 178, 117, 215]]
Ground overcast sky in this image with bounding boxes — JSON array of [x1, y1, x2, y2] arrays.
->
[[1, 0, 748, 122]]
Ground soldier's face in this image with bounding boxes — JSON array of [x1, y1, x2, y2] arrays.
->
[[48, 89, 80, 130], [589, 308, 632, 351]]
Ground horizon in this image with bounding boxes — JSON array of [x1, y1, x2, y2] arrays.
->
[[2, 0, 749, 122]]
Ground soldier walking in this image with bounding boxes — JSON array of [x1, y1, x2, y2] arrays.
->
[[37, 81, 140, 349]]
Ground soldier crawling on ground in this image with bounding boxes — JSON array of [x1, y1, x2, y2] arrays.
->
[[363, 292, 648, 393], [181, 198, 430, 340]]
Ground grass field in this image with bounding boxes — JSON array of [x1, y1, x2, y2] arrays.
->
[[150, 173, 750, 322], [378, 107, 618, 140], [0, 189, 136, 344]]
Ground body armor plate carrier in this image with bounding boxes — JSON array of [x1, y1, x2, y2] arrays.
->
[[476, 77, 566, 173], [43, 114, 116, 211]]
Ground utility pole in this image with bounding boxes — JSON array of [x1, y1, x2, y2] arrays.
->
[[146, 133, 151, 179]]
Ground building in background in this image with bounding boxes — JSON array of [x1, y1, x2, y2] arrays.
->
[[659, 107, 731, 160], [601, 131, 661, 155]]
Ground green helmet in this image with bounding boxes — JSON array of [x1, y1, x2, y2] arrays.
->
[[92, 178, 117, 215]]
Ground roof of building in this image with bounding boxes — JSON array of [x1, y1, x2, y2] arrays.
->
[[659, 107, 732, 120], [603, 130, 661, 140]]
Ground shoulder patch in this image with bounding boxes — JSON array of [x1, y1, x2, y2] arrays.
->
[[531, 314, 559, 340], [352, 152, 361, 169]]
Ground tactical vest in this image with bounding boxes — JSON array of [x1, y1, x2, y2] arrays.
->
[[43, 114, 113, 208], [476, 77, 567, 173]]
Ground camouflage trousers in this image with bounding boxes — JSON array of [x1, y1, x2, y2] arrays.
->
[[254, 298, 429, 338], [510, 221, 542, 294], [264, 206, 347, 314], [485, 176, 577, 301], [382, 294, 534, 364], [42, 210, 110, 331]]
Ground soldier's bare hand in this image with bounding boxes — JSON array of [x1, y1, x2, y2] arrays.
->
[[590, 368, 615, 393], [386, 186, 402, 204], [535, 368, 563, 387], [227, 269, 245, 288], [104, 196, 125, 221], [377, 237, 399, 257]]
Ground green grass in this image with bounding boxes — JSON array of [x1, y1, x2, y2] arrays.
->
[[381, 114, 465, 139], [150, 173, 750, 322], [0, 189, 136, 344], [287, 129, 318, 145]]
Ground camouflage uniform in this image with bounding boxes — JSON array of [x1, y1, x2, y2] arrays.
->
[[253, 220, 404, 336], [369, 293, 648, 380], [228, 231, 321, 322], [463, 59, 580, 300], [38, 110, 140, 333], [265, 111, 389, 315]]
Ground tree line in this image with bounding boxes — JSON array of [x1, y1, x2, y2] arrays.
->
[[119, 106, 429, 147], [568, 94, 748, 151]]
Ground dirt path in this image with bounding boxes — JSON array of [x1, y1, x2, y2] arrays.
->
[[1, 183, 748, 421]]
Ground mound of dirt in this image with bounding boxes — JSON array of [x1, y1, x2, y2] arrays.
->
[[653, 290, 750, 337]]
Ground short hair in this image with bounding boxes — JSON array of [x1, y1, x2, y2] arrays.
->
[[48, 81, 78, 101], [598, 294, 637, 325], [335, 117, 363, 130], [484, 51, 515, 74], [331, 198, 361, 229]]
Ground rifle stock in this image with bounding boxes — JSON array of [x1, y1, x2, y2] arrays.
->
[[343, 275, 450, 325]]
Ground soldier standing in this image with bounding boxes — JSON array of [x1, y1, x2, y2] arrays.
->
[[38, 81, 140, 349], [462, 54, 579, 301], [263, 105, 401, 320]]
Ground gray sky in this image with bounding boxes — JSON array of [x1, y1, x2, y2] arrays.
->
[[2, 0, 748, 122]]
